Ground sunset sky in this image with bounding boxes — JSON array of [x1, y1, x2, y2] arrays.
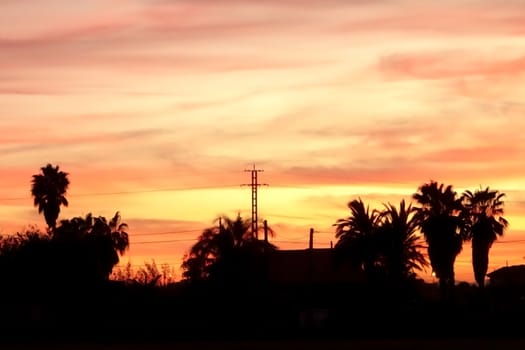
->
[[1, 0, 525, 283]]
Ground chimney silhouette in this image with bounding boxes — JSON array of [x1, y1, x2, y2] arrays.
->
[[309, 228, 314, 250], [264, 220, 268, 244]]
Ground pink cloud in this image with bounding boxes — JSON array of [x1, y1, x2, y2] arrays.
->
[[451, 76, 525, 100], [337, 3, 525, 36], [267, 154, 525, 189], [0, 127, 167, 147], [423, 145, 521, 164], [0, 23, 133, 70], [379, 52, 525, 80]]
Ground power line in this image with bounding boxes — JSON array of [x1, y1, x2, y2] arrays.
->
[[273, 240, 311, 245], [130, 235, 307, 244], [128, 237, 525, 247], [130, 238, 317, 246], [0, 183, 320, 202], [494, 239, 525, 244], [263, 213, 314, 221], [72, 185, 239, 197], [132, 238, 196, 245], [0, 184, 239, 201], [131, 229, 202, 237], [288, 234, 311, 240]]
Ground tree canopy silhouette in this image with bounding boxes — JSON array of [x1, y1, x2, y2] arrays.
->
[[0, 212, 129, 292], [462, 187, 508, 288], [376, 199, 428, 283], [0, 228, 51, 294], [413, 181, 465, 302], [334, 198, 381, 279], [181, 214, 276, 283], [334, 198, 427, 285], [53, 212, 130, 283], [31, 163, 70, 232]]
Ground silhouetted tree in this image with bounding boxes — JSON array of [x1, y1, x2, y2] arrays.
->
[[335, 198, 428, 287], [53, 212, 130, 283], [462, 187, 508, 288], [181, 214, 276, 283], [413, 181, 465, 302], [31, 163, 70, 232], [334, 198, 382, 280], [376, 200, 428, 284], [0, 228, 51, 293]]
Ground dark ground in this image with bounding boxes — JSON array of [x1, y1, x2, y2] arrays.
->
[[2, 338, 525, 350], [2, 280, 525, 348]]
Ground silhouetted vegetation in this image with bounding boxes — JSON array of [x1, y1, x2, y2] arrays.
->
[[334, 198, 427, 288], [53, 211, 130, 284], [0, 213, 129, 291], [334, 198, 381, 279], [462, 187, 508, 288], [31, 163, 69, 232], [0, 164, 523, 342], [413, 181, 465, 302], [181, 214, 276, 284], [377, 200, 429, 283], [111, 260, 176, 286]]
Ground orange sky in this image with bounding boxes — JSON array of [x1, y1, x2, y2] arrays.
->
[[1, 0, 525, 283]]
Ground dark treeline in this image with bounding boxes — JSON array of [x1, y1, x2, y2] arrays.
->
[[0, 164, 522, 342]]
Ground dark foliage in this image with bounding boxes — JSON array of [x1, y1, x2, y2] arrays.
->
[[30, 163, 69, 231], [413, 181, 465, 302], [462, 187, 508, 288], [181, 214, 276, 284], [0, 212, 129, 294], [334, 198, 427, 287]]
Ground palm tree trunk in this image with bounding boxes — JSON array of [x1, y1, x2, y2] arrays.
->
[[438, 277, 447, 302], [472, 239, 491, 288], [437, 258, 457, 304]]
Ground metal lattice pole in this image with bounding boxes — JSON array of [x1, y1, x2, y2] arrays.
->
[[241, 164, 268, 239]]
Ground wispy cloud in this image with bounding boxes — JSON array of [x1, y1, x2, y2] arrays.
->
[[336, 2, 525, 36], [379, 52, 525, 80]]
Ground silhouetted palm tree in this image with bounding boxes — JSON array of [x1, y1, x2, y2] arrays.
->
[[54, 212, 129, 282], [462, 187, 508, 288], [334, 198, 382, 279], [31, 163, 70, 232], [335, 198, 428, 286], [413, 181, 465, 302], [377, 200, 428, 283], [182, 214, 276, 282]]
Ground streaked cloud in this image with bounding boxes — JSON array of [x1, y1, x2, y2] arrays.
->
[[379, 52, 525, 80]]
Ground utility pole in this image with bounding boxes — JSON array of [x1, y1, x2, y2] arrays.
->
[[241, 164, 268, 239], [264, 220, 269, 245]]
